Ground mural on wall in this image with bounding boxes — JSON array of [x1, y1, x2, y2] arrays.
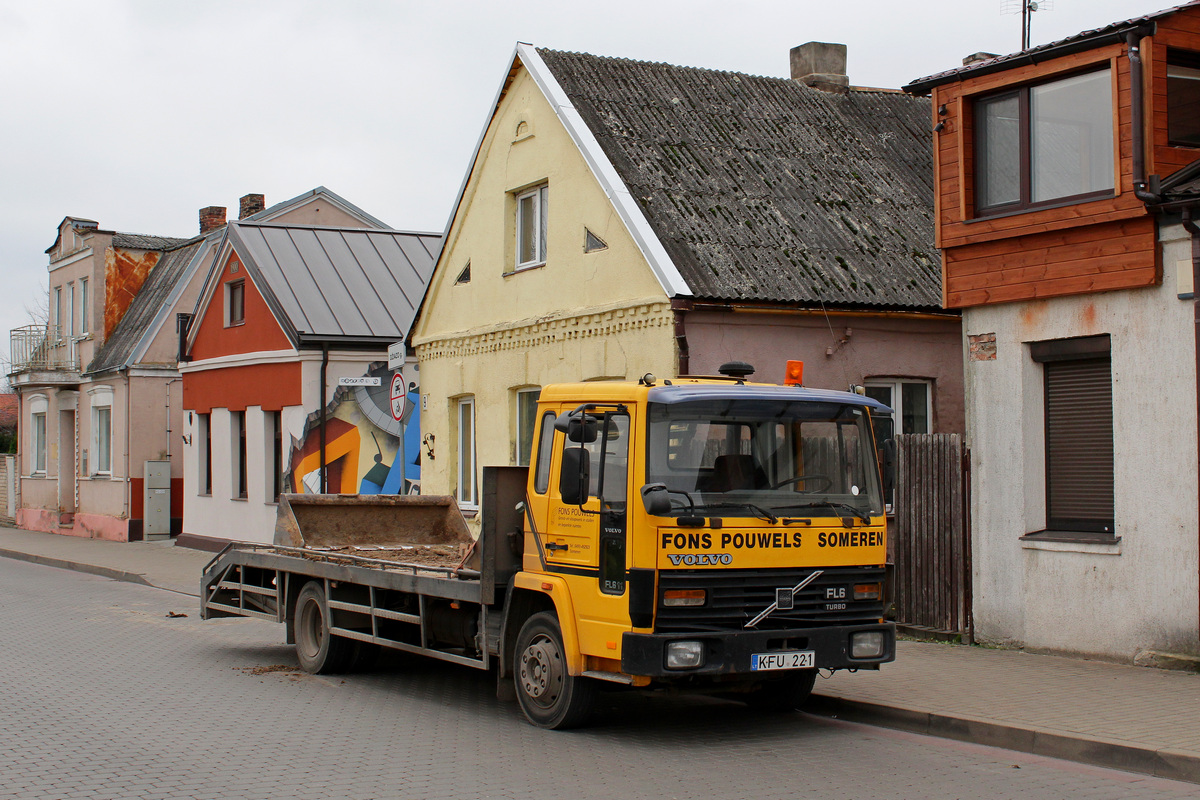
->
[[285, 361, 421, 495]]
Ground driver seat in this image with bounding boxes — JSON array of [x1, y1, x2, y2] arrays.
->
[[710, 454, 765, 492]]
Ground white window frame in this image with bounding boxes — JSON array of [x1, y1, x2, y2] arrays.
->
[[88, 386, 114, 476], [265, 409, 283, 504], [29, 395, 48, 475], [80, 277, 89, 334], [456, 397, 478, 507], [231, 410, 247, 499], [225, 280, 246, 327], [515, 387, 541, 467], [515, 184, 548, 270], [197, 412, 212, 496], [67, 282, 76, 338], [865, 379, 933, 435], [53, 286, 63, 340]]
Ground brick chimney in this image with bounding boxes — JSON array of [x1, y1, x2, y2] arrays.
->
[[239, 193, 265, 219], [199, 206, 227, 234], [790, 42, 849, 93]]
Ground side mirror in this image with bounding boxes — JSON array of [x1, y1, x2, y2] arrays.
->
[[555, 411, 598, 443], [640, 483, 672, 516], [559, 447, 591, 505]]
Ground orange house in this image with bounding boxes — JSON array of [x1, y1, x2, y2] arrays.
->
[[180, 220, 439, 548], [903, 2, 1200, 663]]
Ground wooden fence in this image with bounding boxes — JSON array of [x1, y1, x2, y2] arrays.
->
[[892, 433, 972, 639]]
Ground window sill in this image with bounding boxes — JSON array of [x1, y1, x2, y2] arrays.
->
[[231, 496, 248, 502], [967, 191, 1116, 225], [503, 263, 545, 278], [1020, 530, 1121, 555], [457, 505, 479, 519]]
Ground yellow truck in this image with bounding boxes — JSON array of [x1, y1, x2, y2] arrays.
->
[[201, 362, 895, 728]]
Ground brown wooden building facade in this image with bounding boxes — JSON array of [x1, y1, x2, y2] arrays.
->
[[904, 2, 1200, 662]]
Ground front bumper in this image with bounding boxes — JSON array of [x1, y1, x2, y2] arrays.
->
[[621, 622, 895, 678]]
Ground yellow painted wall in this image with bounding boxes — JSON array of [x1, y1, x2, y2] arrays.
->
[[412, 63, 676, 509]]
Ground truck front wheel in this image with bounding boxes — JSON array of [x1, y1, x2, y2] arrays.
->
[[295, 581, 353, 674], [514, 612, 596, 729]]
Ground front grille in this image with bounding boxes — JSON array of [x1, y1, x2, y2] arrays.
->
[[656, 566, 886, 633]]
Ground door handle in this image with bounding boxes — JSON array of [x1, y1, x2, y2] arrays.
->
[[546, 542, 569, 552]]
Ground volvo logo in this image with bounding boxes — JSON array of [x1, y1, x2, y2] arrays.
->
[[667, 553, 733, 566]]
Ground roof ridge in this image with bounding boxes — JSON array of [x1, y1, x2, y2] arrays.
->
[[535, 46, 795, 86]]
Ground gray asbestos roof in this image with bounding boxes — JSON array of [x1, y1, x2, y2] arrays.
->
[[111, 233, 192, 251], [87, 237, 206, 374], [537, 48, 940, 309], [227, 222, 441, 346]]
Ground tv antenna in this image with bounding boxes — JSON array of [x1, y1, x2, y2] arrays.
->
[[1002, 0, 1054, 50]]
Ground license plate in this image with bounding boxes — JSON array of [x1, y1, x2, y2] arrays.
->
[[751, 650, 815, 671]]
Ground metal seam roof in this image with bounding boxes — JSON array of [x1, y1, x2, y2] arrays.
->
[[228, 222, 440, 345]]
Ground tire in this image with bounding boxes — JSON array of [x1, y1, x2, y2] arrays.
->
[[743, 669, 817, 712], [294, 581, 353, 674], [513, 612, 596, 729]]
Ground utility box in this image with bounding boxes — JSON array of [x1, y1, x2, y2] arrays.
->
[[144, 461, 171, 540]]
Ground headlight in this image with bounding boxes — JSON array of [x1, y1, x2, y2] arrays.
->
[[665, 640, 705, 669], [850, 631, 885, 659], [663, 589, 706, 607], [853, 583, 881, 600]]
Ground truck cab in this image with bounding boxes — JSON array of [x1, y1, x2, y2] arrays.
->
[[511, 367, 895, 727]]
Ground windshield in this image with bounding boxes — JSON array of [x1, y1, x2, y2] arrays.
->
[[645, 399, 884, 519]]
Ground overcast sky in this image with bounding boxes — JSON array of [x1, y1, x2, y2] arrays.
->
[[0, 0, 1180, 372]]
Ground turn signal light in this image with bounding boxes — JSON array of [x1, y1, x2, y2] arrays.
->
[[853, 583, 881, 601], [784, 360, 805, 386], [663, 589, 706, 607]]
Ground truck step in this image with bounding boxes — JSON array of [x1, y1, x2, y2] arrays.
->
[[582, 670, 634, 685]]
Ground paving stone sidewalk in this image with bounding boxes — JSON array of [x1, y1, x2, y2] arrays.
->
[[2, 523, 1198, 783]]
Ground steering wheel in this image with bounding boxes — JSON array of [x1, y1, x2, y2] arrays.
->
[[770, 474, 832, 492]]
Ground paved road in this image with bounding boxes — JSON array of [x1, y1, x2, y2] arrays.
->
[[2, 558, 1196, 800]]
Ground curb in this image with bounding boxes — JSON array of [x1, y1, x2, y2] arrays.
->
[[806, 694, 1200, 785], [0, 548, 153, 589]]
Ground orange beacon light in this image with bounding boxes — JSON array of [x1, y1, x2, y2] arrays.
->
[[784, 360, 804, 386]]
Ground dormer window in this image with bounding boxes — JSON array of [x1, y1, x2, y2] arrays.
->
[[975, 67, 1114, 215], [1168, 50, 1200, 147]]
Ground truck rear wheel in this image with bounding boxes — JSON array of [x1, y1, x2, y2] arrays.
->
[[295, 581, 353, 674], [744, 669, 817, 711], [514, 612, 596, 729]]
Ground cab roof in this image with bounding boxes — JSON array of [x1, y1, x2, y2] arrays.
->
[[538, 378, 892, 414]]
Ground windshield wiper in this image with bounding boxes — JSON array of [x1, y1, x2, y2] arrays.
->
[[772, 501, 871, 524], [690, 502, 778, 524]]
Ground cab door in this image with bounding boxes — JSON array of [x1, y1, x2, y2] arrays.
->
[[539, 407, 634, 657]]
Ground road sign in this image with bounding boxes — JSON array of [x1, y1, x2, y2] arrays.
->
[[390, 373, 406, 421], [388, 341, 405, 371]]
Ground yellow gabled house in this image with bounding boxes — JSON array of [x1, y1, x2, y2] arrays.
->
[[411, 43, 960, 516], [410, 44, 686, 512]]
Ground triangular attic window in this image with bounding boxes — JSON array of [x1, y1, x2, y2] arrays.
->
[[455, 262, 471, 284], [584, 229, 608, 253]]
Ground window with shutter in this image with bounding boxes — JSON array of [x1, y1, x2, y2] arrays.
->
[[1031, 335, 1114, 537]]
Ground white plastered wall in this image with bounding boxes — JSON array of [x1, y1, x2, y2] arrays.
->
[[965, 223, 1200, 660]]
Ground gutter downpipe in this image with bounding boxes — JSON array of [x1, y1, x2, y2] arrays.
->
[[319, 343, 328, 494], [672, 298, 692, 376], [1126, 29, 1159, 205], [1137, 25, 1200, 639], [1182, 206, 1200, 643]]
